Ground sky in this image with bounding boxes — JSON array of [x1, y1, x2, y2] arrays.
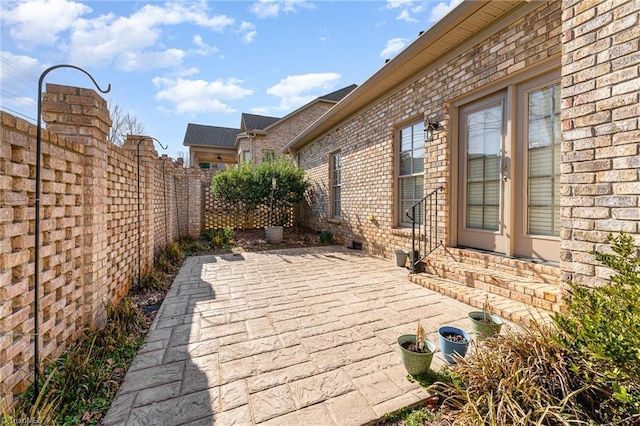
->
[[1, 0, 461, 160]]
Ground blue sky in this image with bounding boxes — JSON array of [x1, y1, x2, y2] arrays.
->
[[1, 0, 461, 160]]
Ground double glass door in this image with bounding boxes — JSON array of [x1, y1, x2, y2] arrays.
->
[[457, 72, 560, 262]]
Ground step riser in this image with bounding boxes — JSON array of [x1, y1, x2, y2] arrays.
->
[[423, 262, 564, 312], [428, 248, 561, 286], [409, 275, 552, 328]]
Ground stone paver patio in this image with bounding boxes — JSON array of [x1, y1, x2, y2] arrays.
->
[[104, 246, 481, 425]]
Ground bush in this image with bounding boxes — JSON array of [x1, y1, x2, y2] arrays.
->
[[430, 232, 640, 425], [8, 298, 144, 424], [201, 228, 234, 249], [429, 329, 596, 425], [319, 230, 333, 244], [211, 157, 309, 226], [553, 232, 640, 420]]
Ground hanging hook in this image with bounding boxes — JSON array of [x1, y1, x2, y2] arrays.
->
[[34, 64, 111, 402]]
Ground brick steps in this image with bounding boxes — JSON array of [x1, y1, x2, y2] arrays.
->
[[409, 274, 554, 328], [408, 249, 565, 328]]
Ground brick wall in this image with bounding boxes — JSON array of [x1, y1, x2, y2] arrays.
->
[[560, 0, 640, 286], [298, 1, 562, 259], [0, 84, 200, 406]]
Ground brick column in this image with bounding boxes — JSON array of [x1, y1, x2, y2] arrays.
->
[[42, 83, 112, 327], [560, 0, 640, 287], [186, 167, 203, 237]]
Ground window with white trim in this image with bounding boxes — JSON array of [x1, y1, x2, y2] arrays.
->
[[398, 121, 424, 226], [330, 152, 342, 219]]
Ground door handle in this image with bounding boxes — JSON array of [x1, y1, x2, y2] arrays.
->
[[501, 157, 509, 182]]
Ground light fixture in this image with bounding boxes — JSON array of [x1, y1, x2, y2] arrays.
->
[[217, 154, 222, 162], [425, 121, 441, 142]]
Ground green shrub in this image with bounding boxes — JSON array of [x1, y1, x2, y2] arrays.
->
[[134, 269, 168, 292], [319, 230, 333, 244], [429, 232, 640, 425], [211, 157, 309, 226], [553, 232, 640, 419], [10, 298, 144, 424], [201, 227, 234, 249]]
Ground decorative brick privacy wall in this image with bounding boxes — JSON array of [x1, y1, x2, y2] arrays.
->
[[298, 1, 562, 260], [560, 0, 640, 286], [0, 84, 200, 406]]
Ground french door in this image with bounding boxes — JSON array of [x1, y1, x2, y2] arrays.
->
[[457, 72, 560, 262]]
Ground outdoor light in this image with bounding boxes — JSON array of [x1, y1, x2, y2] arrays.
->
[[424, 121, 441, 142], [217, 154, 222, 161]]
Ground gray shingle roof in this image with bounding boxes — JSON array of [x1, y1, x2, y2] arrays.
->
[[183, 123, 240, 147], [319, 84, 358, 102], [241, 113, 281, 132]]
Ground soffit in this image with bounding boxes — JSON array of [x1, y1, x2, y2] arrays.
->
[[285, 0, 522, 152]]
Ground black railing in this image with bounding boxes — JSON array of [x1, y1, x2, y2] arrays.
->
[[406, 186, 444, 273]]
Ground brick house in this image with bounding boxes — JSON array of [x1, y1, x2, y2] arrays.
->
[[283, 0, 639, 321], [185, 85, 357, 169], [235, 84, 357, 165], [184, 123, 239, 170]]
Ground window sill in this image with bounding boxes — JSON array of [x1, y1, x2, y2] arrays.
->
[[328, 218, 341, 225], [390, 228, 414, 238]]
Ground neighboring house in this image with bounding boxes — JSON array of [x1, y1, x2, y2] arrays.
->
[[235, 84, 357, 165], [183, 123, 240, 170], [283, 0, 639, 319]]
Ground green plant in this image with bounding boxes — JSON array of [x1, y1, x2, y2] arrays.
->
[[319, 230, 333, 244], [134, 269, 168, 291], [201, 227, 234, 249], [211, 157, 309, 227], [382, 405, 446, 426], [10, 298, 145, 425], [553, 232, 640, 419]]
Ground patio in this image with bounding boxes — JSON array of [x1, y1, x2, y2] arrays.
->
[[103, 246, 484, 425]]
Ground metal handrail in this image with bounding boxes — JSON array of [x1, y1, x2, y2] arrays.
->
[[405, 186, 444, 273]]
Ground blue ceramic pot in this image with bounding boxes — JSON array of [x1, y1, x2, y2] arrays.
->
[[438, 326, 470, 364]]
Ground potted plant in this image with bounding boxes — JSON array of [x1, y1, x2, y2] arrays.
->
[[468, 296, 503, 341], [438, 325, 470, 364], [397, 322, 437, 375]]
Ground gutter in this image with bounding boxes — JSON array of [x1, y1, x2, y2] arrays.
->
[[282, 0, 503, 154]]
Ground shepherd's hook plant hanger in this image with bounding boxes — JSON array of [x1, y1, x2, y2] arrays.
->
[[34, 64, 111, 402], [133, 137, 167, 288]]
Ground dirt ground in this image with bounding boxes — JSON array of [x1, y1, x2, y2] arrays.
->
[[230, 227, 334, 252]]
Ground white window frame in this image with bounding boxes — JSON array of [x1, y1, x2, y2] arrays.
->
[[330, 151, 342, 219], [398, 121, 425, 227]]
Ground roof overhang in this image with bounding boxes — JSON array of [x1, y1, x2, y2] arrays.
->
[[283, 0, 526, 153]]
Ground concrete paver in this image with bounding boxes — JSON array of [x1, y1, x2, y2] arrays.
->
[[104, 246, 483, 425]]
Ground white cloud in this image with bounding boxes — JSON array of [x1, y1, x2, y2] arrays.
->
[[267, 72, 340, 111], [193, 35, 219, 55], [1, 0, 91, 45], [250, 0, 314, 19], [152, 76, 253, 114], [118, 49, 185, 72], [0, 51, 44, 83], [380, 38, 409, 59], [0, 51, 45, 115], [239, 22, 257, 43], [429, 0, 463, 22], [385, 0, 425, 23], [2, 1, 240, 72], [397, 10, 417, 23]]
